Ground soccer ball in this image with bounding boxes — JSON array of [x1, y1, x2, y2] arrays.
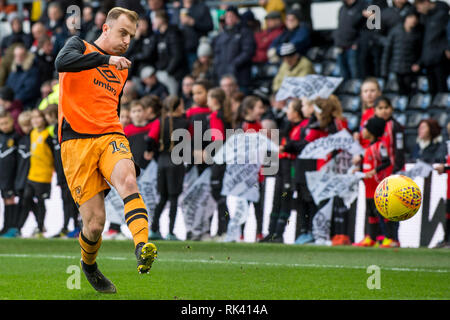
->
[[374, 175, 422, 221]]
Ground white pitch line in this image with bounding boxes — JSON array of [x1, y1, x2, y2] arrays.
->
[[0, 253, 449, 274]]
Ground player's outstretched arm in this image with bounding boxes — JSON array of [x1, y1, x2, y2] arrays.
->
[[55, 36, 110, 73]]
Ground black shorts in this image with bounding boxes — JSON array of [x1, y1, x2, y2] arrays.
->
[[157, 154, 185, 196], [26, 180, 51, 200], [0, 189, 15, 199]]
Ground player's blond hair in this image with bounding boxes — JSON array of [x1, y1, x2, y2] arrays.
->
[[106, 7, 139, 25]]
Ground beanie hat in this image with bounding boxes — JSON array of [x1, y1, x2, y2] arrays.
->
[[226, 6, 240, 19], [140, 66, 156, 80], [197, 37, 212, 58], [365, 116, 386, 139], [279, 42, 297, 57], [287, 9, 302, 22]]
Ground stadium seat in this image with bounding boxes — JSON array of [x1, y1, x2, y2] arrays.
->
[[305, 46, 325, 63], [384, 77, 399, 93], [417, 76, 429, 93], [313, 63, 323, 74], [405, 110, 428, 128], [343, 112, 359, 132], [427, 109, 448, 127], [322, 61, 341, 77], [385, 94, 408, 112], [324, 46, 340, 61], [338, 79, 362, 95], [408, 93, 432, 109], [376, 78, 385, 92], [395, 112, 407, 127], [339, 95, 360, 112], [405, 128, 418, 155], [431, 92, 450, 109]]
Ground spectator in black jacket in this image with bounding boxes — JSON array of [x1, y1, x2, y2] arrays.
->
[[380, 0, 414, 43], [358, 0, 388, 79], [411, 118, 446, 163], [381, 11, 422, 96], [5, 44, 40, 110], [35, 35, 56, 83], [148, 10, 188, 95], [173, 0, 214, 70], [146, 0, 174, 30], [1, 13, 33, 56], [413, 0, 450, 96], [125, 15, 153, 77], [84, 9, 107, 44], [136, 65, 169, 100], [269, 9, 311, 58], [333, 0, 366, 80], [213, 6, 256, 94], [42, 1, 65, 35], [81, 5, 95, 39]]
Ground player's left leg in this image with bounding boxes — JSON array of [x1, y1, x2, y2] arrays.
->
[[103, 135, 157, 274]]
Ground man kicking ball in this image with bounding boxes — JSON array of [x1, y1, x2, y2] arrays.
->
[[55, 7, 156, 293]]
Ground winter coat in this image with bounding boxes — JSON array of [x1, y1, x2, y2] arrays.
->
[[380, 2, 413, 38], [417, 1, 450, 67], [172, 1, 213, 53], [148, 25, 188, 81], [125, 33, 153, 77], [333, 0, 366, 48], [380, 24, 422, 77], [411, 136, 447, 164], [5, 52, 40, 109], [1, 31, 32, 55], [213, 23, 256, 87], [253, 25, 285, 63], [270, 25, 311, 56], [272, 56, 315, 92]]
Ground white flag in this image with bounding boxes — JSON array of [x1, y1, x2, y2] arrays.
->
[[180, 168, 216, 237], [299, 130, 364, 159], [225, 196, 249, 242], [275, 75, 343, 101], [398, 160, 434, 179], [312, 198, 334, 243]]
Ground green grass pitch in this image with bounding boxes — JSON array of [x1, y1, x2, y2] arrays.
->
[[0, 238, 449, 300]]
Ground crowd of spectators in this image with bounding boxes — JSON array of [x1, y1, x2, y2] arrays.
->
[[0, 0, 448, 248]]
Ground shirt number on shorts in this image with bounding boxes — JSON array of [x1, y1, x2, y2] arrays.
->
[[110, 141, 129, 154]]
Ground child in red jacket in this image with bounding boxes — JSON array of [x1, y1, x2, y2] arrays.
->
[[353, 116, 392, 247]]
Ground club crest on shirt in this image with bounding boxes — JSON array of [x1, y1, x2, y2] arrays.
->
[[95, 65, 120, 84]]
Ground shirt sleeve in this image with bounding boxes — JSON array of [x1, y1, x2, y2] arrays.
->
[[55, 36, 111, 72], [376, 144, 391, 172]]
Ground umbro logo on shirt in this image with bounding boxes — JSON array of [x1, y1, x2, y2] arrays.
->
[[93, 78, 118, 96], [95, 65, 121, 84]]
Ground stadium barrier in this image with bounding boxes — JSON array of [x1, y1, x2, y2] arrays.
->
[[3, 164, 445, 248]]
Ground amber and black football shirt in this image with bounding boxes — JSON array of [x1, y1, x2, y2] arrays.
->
[[55, 36, 128, 143]]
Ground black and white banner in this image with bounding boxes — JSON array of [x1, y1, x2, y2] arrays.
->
[[180, 168, 216, 237], [398, 160, 434, 179], [105, 160, 159, 225], [221, 164, 260, 202], [299, 130, 364, 159], [312, 199, 334, 244], [306, 170, 364, 208], [213, 132, 278, 166], [225, 196, 250, 242], [275, 75, 343, 101]]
